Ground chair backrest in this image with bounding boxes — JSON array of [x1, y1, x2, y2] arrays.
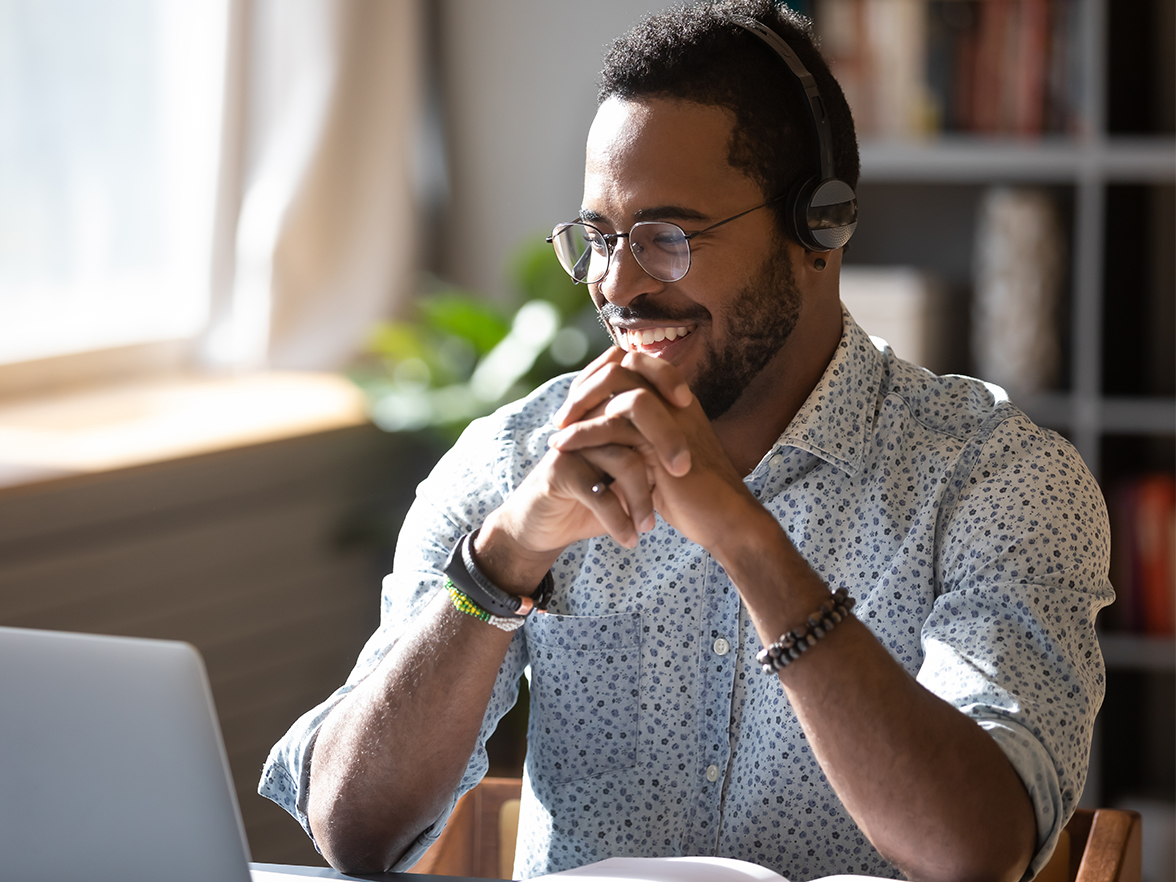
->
[[414, 777, 522, 879], [1037, 809, 1143, 882], [416, 786, 1143, 882]]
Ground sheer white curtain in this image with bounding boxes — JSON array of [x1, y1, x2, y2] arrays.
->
[[206, 0, 424, 372]]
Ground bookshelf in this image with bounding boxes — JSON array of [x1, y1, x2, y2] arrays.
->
[[819, 0, 1175, 816]]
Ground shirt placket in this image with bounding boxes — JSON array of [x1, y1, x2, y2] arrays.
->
[[681, 553, 741, 854]]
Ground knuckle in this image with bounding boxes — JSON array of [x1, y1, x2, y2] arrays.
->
[[600, 362, 628, 383]]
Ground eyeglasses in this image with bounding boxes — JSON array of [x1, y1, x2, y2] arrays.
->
[[546, 195, 784, 285]]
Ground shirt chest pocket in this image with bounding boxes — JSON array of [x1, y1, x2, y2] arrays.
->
[[525, 611, 641, 784]]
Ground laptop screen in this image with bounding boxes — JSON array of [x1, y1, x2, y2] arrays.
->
[[0, 626, 253, 882]]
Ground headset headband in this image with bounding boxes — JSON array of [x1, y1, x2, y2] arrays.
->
[[726, 14, 857, 251], [727, 14, 835, 182]]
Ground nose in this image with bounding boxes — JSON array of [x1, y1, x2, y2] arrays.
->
[[594, 235, 665, 308]]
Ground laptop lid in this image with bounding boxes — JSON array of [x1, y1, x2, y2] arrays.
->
[[0, 626, 253, 882]]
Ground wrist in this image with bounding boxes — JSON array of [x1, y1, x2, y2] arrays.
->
[[710, 498, 832, 638], [472, 512, 561, 598]]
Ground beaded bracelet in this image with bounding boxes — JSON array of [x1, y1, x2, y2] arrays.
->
[[446, 579, 526, 632], [756, 587, 856, 674]]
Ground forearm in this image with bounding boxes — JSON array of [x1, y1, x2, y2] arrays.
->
[[307, 590, 515, 873], [717, 508, 1036, 882]]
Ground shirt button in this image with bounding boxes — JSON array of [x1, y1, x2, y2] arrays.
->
[[768, 453, 784, 468], [705, 764, 720, 783], [713, 637, 730, 656]]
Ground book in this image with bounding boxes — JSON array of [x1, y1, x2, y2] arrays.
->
[[814, 0, 1086, 137], [1108, 473, 1176, 636], [839, 266, 950, 374], [532, 855, 883, 882], [971, 186, 1065, 402]]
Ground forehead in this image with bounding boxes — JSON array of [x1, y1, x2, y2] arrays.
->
[[583, 97, 761, 219]]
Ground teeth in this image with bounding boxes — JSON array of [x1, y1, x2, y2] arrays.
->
[[622, 326, 691, 349]]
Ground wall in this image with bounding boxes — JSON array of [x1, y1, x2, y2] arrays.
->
[[436, 0, 671, 300]]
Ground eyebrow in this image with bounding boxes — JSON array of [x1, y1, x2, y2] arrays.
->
[[579, 204, 712, 227]]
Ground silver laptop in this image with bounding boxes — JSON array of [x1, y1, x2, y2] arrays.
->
[[0, 626, 253, 882]]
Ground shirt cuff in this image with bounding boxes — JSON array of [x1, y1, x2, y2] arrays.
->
[[978, 717, 1065, 880]]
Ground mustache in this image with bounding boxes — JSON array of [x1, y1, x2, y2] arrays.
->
[[598, 298, 709, 325]]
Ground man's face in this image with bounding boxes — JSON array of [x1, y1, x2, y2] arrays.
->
[[582, 97, 803, 420]]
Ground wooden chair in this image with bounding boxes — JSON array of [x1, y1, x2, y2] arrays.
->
[[414, 777, 523, 879], [416, 785, 1142, 882], [1037, 808, 1143, 882]]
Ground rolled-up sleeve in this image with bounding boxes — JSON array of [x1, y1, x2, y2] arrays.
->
[[256, 384, 561, 862], [919, 413, 1114, 877]]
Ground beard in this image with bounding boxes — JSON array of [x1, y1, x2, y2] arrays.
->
[[688, 246, 801, 420], [596, 242, 802, 420]]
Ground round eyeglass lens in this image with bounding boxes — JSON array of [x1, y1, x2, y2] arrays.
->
[[551, 222, 609, 284], [629, 222, 691, 282]]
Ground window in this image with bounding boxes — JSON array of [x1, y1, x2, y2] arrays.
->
[[0, 0, 228, 365]]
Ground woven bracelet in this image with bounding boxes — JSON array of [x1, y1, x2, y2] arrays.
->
[[756, 587, 856, 674], [446, 579, 526, 632]]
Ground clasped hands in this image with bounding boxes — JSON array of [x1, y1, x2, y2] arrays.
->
[[487, 347, 760, 570]]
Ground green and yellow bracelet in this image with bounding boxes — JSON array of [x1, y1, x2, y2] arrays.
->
[[446, 579, 526, 632]]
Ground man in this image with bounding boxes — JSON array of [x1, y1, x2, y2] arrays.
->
[[260, 3, 1112, 880]]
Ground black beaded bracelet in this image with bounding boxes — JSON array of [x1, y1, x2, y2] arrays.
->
[[756, 587, 856, 674], [444, 530, 554, 618]]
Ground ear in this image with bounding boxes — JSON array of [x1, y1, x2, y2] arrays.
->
[[793, 244, 841, 280], [794, 245, 843, 309]]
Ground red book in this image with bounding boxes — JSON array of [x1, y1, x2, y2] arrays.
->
[[1134, 474, 1176, 636], [973, 0, 1012, 132], [1015, 0, 1050, 135]]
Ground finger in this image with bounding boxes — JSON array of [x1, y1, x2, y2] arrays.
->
[[556, 360, 654, 429], [589, 472, 615, 497], [553, 446, 651, 547], [567, 344, 625, 395], [619, 350, 693, 409], [548, 390, 691, 477], [576, 443, 656, 537], [607, 389, 691, 476]]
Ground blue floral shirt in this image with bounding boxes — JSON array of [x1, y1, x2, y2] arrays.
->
[[260, 311, 1112, 881]]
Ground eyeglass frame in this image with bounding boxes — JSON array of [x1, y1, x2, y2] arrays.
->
[[546, 193, 787, 285]]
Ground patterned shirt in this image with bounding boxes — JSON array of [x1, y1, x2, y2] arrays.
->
[[260, 311, 1112, 881]]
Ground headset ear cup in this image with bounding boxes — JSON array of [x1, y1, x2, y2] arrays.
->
[[789, 176, 859, 251], [803, 178, 858, 251], [788, 176, 821, 251]]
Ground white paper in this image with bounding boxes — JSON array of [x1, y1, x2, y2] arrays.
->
[[533, 856, 785, 882], [532, 856, 887, 882]]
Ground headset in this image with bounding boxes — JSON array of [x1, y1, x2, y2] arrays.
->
[[728, 14, 858, 252]]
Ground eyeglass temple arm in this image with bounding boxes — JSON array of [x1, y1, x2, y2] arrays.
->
[[683, 193, 787, 240]]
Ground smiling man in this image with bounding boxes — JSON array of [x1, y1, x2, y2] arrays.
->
[[259, 3, 1112, 881]]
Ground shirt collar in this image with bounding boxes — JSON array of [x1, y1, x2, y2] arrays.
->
[[775, 307, 883, 476]]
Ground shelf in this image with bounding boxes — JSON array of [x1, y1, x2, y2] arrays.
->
[[860, 137, 1176, 183], [1099, 632, 1176, 671], [1019, 394, 1176, 436]]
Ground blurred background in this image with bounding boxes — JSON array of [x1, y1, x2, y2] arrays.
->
[[0, 0, 1171, 876]]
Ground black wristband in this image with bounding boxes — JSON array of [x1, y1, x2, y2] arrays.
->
[[444, 530, 554, 618]]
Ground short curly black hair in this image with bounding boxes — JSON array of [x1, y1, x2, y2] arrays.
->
[[598, 0, 859, 243]]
